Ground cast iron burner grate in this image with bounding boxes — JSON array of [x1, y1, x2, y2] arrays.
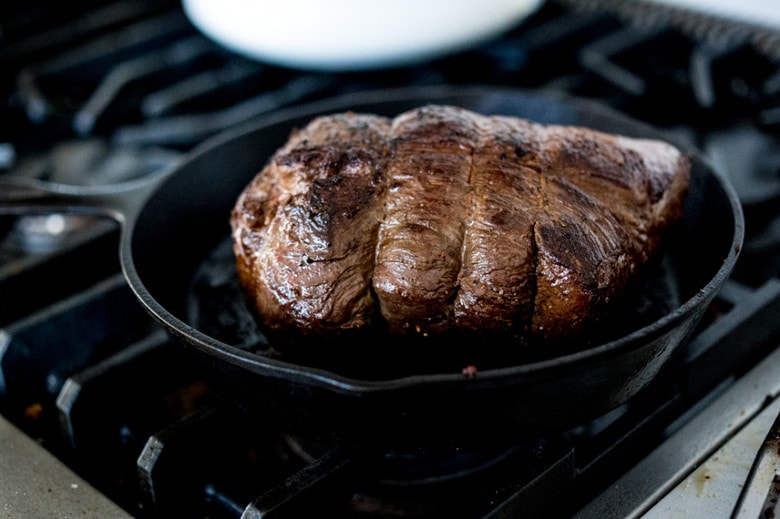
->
[[1, 1, 779, 517]]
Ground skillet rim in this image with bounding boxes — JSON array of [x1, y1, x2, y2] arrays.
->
[[120, 84, 745, 394]]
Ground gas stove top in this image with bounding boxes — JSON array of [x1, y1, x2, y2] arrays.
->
[[1, 1, 779, 518]]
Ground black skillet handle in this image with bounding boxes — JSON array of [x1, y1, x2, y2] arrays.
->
[[0, 173, 166, 224]]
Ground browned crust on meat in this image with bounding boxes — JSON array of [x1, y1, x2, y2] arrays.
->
[[231, 105, 690, 344], [453, 116, 540, 334], [231, 113, 391, 333], [373, 106, 477, 334], [530, 126, 689, 339]]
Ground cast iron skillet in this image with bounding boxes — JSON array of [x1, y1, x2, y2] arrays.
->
[[0, 86, 743, 449]]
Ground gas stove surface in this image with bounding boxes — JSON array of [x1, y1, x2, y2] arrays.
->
[[1, 1, 780, 518], [649, 0, 780, 31]]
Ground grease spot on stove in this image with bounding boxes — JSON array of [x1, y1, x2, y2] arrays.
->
[[694, 466, 714, 497]]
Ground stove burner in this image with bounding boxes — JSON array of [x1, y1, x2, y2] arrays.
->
[[284, 433, 527, 487], [277, 431, 578, 518]]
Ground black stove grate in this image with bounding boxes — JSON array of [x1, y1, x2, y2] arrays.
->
[[1, 1, 780, 517]]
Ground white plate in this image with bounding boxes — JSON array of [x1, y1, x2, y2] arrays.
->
[[182, 0, 542, 71]]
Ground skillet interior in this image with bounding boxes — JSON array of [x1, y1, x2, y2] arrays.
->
[[124, 86, 742, 442]]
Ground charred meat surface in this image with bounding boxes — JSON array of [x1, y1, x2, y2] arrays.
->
[[231, 105, 690, 344]]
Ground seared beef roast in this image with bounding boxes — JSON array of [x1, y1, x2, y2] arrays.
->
[[230, 105, 690, 344]]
